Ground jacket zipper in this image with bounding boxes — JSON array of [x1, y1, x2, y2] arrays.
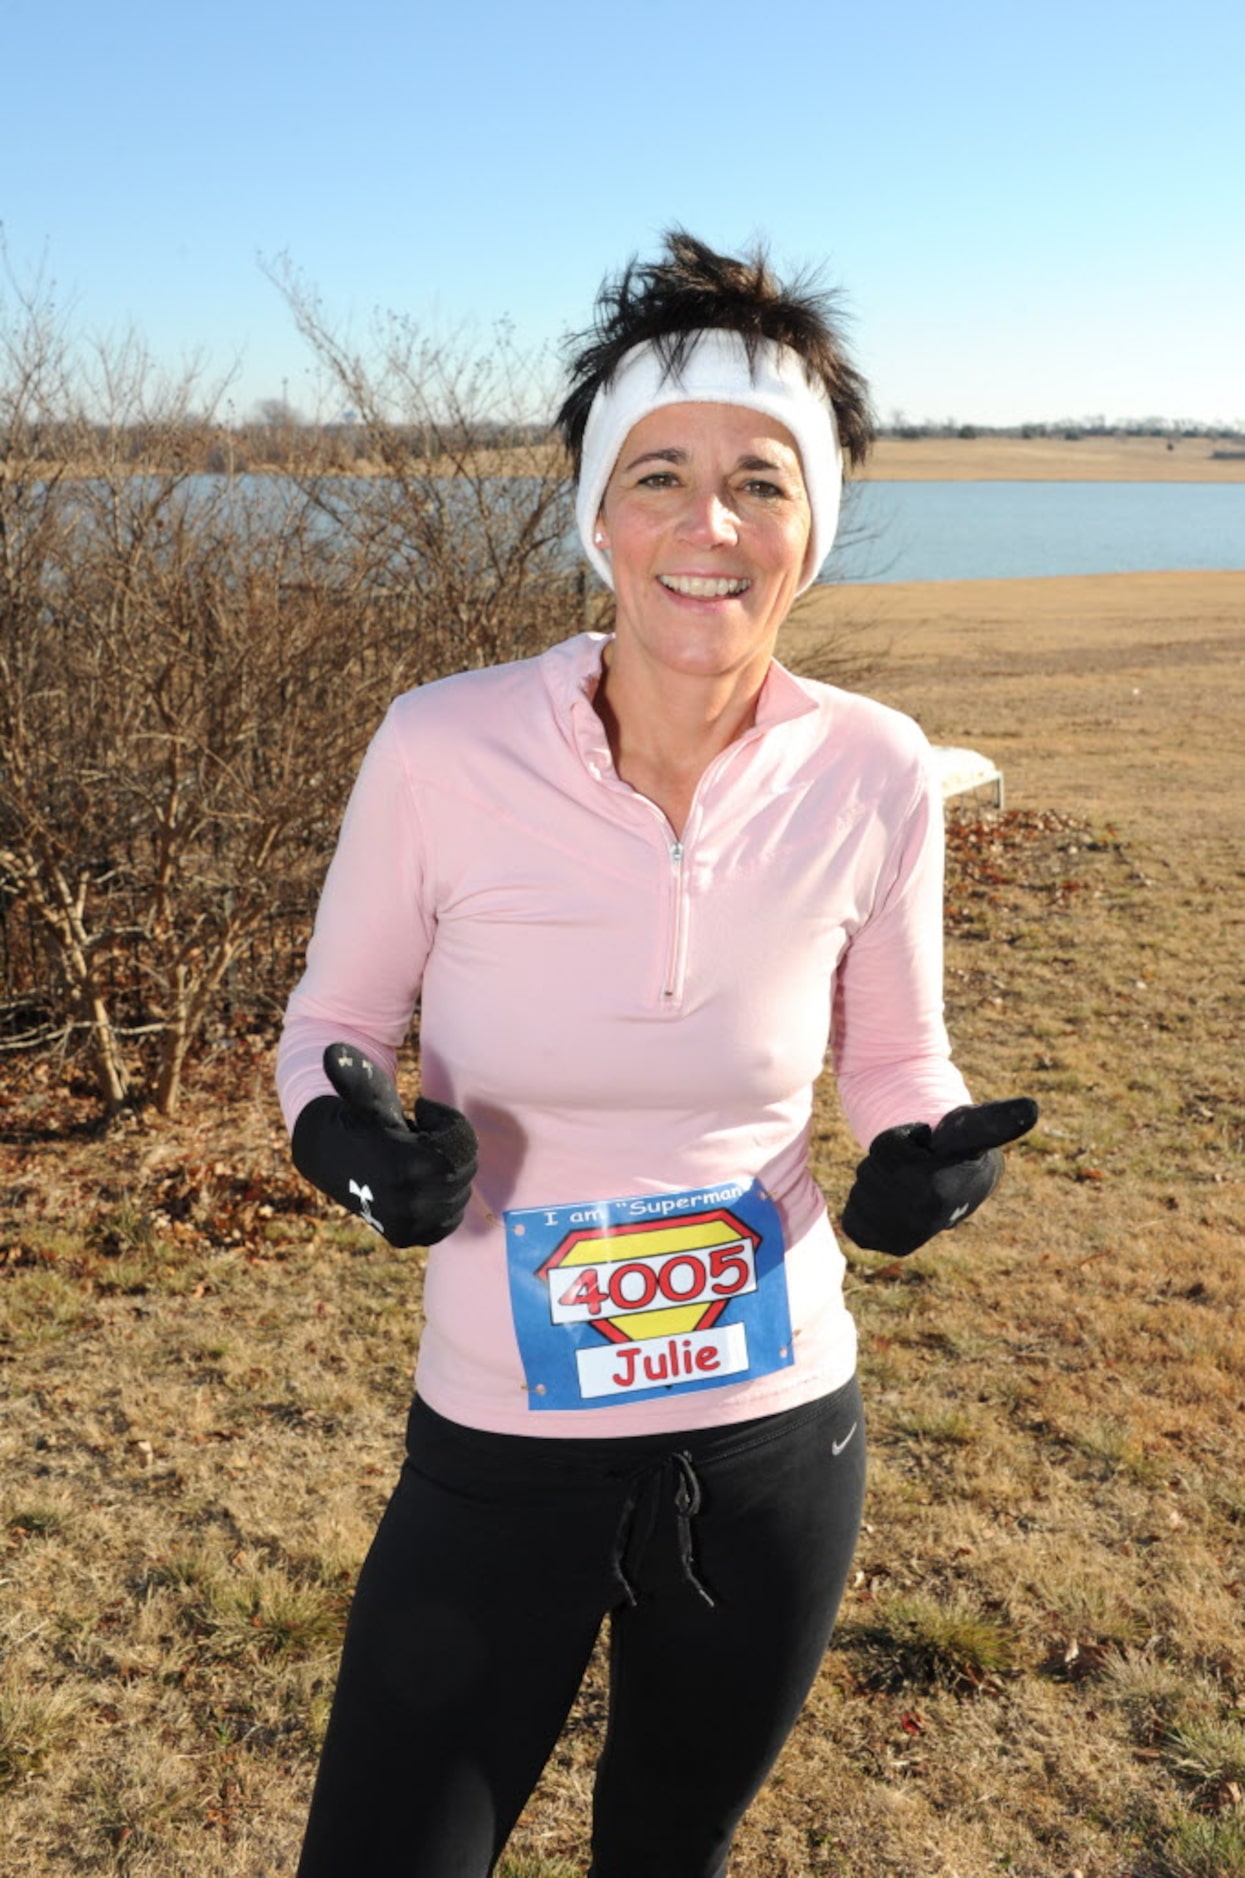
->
[[661, 838, 686, 1006], [656, 733, 755, 1009]]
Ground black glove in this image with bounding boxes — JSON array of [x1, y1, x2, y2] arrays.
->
[[840, 1097, 1038, 1258], [290, 1043, 478, 1248]]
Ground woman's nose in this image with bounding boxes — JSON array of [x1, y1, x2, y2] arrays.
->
[[676, 489, 739, 545]]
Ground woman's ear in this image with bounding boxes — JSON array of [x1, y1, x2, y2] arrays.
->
[[593, 509, 609, 551]]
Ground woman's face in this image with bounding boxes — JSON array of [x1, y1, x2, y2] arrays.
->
[[596, 401, 812, 691]]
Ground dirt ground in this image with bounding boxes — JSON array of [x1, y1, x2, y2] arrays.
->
[[2, 569, 1243, 1876]]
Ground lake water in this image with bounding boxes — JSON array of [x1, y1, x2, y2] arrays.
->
[[821, 481, 1245, 585], [123, 473, 1243, 588]]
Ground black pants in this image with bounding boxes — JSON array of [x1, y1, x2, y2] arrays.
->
[[297, 1376, 866, 1878]]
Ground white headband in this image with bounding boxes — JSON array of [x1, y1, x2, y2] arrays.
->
[[574, 329, 843, 597]]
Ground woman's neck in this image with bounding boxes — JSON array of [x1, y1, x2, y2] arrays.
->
[[593, 641, 769, 837]]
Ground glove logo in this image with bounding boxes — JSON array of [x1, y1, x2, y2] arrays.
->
[[348, 1178, 384, 1235]]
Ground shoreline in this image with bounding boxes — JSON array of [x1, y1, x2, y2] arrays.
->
[[861, 433, 1245, 482], [823, 564, 1245, 593], [791, 566, 1245, 643]]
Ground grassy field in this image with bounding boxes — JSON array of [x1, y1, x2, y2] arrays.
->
[[2, 571, 1242, 1876]]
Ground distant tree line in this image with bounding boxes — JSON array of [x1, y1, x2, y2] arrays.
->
[[18, 410, 1242, 471], [879, 417, 1244, 442]]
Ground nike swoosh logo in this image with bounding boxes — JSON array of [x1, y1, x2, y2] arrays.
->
[[832, 1421, 859, 1457], [949, 1203, 970, 1224]]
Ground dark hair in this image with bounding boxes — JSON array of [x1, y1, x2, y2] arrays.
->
[[555, 229, 874, 477]]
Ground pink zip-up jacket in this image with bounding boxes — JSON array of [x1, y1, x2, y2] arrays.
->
[[277, 632, 972, 1436]]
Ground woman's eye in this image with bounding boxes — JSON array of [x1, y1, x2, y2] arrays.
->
[[638, 471, 678, 489], [742, 478, 784, 499]]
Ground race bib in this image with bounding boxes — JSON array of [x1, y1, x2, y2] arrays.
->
[[505, 1178, 794, 1411]]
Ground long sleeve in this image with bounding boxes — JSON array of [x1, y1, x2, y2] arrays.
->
[[830, 759, 971, 1150], [276, 705, 435, 1131]]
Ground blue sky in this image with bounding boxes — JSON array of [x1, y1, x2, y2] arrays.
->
[[2, 0, 1241, 428]]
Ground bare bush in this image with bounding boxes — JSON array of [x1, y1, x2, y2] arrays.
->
[[0, 270, 596, 1118], [268, 260, 612, 671], [0, 256, 133, 1103]]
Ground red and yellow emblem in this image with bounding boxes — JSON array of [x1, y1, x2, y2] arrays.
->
[[535, 1207, 759, 1346]]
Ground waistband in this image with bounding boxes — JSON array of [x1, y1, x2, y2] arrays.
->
[[405, 1375, 859, 1482]]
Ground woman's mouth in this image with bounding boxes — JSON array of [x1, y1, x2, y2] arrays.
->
[[657, 575, 751, 599]]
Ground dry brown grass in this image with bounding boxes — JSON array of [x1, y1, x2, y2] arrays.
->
[[2, 571, 1243, 1875]]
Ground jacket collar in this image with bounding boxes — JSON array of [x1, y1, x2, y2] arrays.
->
[[539, 632, 820, 769]]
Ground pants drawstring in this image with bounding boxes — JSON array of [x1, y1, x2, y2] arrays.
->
[[608, 1449, 716, 1610], [609, 1477, 643, 1608], [670, 1449, 716, 1608]]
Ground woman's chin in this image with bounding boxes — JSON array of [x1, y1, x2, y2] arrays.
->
[[611, 611, 781, 688]]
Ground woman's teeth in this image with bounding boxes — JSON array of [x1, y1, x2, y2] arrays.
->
[[658, 575, 751, 598]]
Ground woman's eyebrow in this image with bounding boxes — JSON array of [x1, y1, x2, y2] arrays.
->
[[619, 448, 792, 475], [619, 446, 687, 474]]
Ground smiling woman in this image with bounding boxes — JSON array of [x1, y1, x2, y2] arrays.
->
[[277, 228, 1038, 1878], [554, 245, 866, 832], [600, 404, 810, 670]]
